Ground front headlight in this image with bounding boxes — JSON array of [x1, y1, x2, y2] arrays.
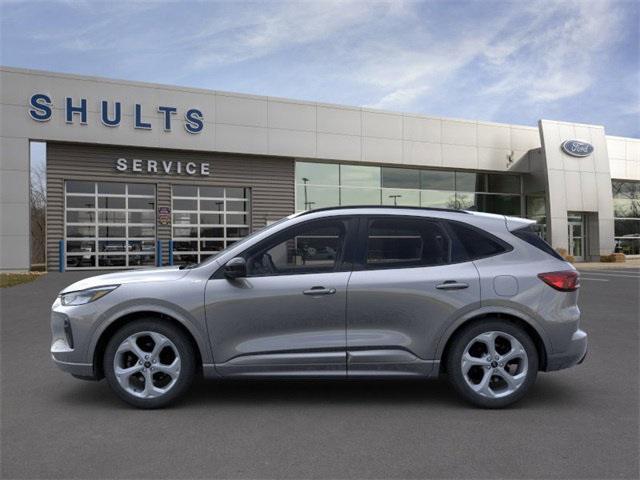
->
[[60, 285, 119, 306]]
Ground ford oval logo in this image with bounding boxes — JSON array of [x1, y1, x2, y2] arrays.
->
[[561, 140, 594, 157]]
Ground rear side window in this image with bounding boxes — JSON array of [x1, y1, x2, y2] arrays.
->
[[512, 225, 564, 260], [447, 221, 510, 260], [365, 217, 450, 269]]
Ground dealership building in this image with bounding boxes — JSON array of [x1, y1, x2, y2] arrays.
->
[[1, 66, 639, 271]]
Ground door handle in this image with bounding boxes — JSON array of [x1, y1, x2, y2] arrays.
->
[[436, 281, 469, 290], [303, 286, 336, 296]]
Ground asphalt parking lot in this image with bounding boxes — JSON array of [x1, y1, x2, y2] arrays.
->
[[1, 268, 638, 479]]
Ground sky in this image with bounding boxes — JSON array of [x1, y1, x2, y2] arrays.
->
[[1, 0, 639, 137]]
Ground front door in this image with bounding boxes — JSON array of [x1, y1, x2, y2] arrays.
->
[[567, 213, 585, 261], [204, 217, 354, 377], [346, 216, 480, 377]]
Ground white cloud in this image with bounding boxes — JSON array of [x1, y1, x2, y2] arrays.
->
[[481, 0, 623, 103], [354, 0, 625, 112], [189, 1, 405, 69]]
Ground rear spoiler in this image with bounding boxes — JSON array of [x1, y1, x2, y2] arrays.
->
[[504, 215, 536, 231]]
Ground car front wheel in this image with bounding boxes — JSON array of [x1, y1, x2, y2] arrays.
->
[[446, 320, 538, 408], [103, 319, 196, 409]]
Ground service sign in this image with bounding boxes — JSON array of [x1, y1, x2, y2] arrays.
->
[[115, 157, 210, 176], [561, 140, 594, 157]]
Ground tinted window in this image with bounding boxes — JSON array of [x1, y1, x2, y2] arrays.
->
[[421, 170, 455, 191], [487, 174, 520, 194], [448, 221, 509, 259], [512, 225, 564, 260], [456, 172, 485, 192], [246, 220, 347, 276], [382, 167, 420, 189], [366, 218, 450, 269]]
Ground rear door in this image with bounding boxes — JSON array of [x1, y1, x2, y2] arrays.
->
[[346, 215, 481, 377]]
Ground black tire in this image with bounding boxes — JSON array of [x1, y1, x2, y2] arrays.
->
[[446, 320, 538, 408], [103, 318, 196, 409]]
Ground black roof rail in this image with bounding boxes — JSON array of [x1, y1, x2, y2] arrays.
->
[[296, 205, 471, 216]]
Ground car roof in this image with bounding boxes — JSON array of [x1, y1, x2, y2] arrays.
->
[[295, 205, 470, 216], [291, 206, 534, 232]]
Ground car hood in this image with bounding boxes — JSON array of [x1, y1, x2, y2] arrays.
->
[[60, 267, 190, 293]]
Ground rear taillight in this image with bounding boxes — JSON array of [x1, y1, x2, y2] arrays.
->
[[538, 271, 580, 292]]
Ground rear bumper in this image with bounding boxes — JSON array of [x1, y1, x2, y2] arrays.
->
[[545, 329, 588, 372]]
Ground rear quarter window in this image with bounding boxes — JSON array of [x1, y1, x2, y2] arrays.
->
[[447, 221, 512, 260], [512, 225, 564, 260]]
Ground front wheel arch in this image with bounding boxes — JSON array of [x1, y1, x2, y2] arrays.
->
[[439, 313, 547, 375], [93, 311, 203, 380]]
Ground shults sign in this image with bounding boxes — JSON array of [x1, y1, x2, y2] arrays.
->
[[28, 93, 204, 134]]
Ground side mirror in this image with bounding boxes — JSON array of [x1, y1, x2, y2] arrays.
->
[[224, 257, 247, 278]]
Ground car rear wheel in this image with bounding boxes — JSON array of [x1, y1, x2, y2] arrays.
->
[[103, 319, 196, 409], [446, 320, 538, 408]]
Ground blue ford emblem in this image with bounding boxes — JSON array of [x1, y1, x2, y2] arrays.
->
[[561, 140, 594, 157]]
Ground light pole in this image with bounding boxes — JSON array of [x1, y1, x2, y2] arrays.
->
[[389, 194, 402, 206], [302, 177, 315, 210]]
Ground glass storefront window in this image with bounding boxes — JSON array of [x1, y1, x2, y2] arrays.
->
[[98, 182, 126, 194], [612, 180, 640, 199], [381, 188, 420, 206], [525, 195, 547, 240], [526, 195, 546, 217], [614, 198, 640, 218], [296, 162, 339, 186], [340, 187, 381, 205], [294, 162, 523, 217], [616, 237, 640, 255], [455, 193, 522, 216], [421, 170, 455, 191], [477, 194, 522, 216], [615, 219, 640, 237], [455, 192, 476, 210], [456, 172, 485, 192], [64, 181, 156, 269], [421, 190, 456, 208], [171, 185, 250, 264], [340, 165, 381, 187], [487, 174, 520, 194], [382, 168, 420, 189], [613, 180, 640, 255], [66, 180, 94, 194], [295, 185, 340, 211]]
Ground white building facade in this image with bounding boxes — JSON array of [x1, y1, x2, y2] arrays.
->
[[1, 66, 639, 271]]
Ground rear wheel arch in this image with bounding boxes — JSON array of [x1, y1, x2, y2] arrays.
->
[[438, 312, 548, 374], [92, 311, 204, 380]]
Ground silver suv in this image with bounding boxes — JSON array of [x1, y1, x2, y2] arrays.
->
[[51, 207, 587, 408]]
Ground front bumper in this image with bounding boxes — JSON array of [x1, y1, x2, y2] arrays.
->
[[545, 329, 588, 372], [51, 355, 96, 379], [50, 300, 98, 380]]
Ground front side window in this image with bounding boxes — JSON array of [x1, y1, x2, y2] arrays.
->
[[246, 220, 347, 277], [365, 217, 450, 269]]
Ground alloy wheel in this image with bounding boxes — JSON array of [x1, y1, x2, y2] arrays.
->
[[113, 331, 181, 399], [461, 330, 528, 399]]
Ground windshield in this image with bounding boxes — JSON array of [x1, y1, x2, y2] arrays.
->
[[190, 215, 293, 269]]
